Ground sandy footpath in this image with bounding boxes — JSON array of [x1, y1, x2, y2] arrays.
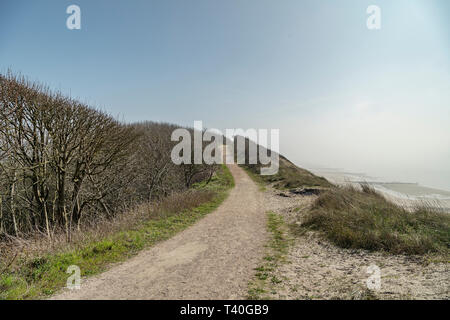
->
[[52, 164, 267, 300]]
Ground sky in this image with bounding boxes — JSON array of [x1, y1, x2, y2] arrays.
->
[[1, 0, 449, 190]]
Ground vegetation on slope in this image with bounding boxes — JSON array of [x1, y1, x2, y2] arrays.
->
[[0, 165, 234, 300], [243, 156, 331, 189], [232, 136, 330, 189], [297, 185, 450, 255]]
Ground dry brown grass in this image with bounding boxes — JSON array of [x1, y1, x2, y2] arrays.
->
[[0, 189, 215, 272]]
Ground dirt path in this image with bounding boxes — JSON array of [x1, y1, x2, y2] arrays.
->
[[52, 164, 267, 300]]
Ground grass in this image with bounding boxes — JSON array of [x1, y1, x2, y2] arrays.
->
[[297, 185, 450, 256], [242, 156, 331, 190], [248, 212, 291, 299], [0, 165, 234, 300]]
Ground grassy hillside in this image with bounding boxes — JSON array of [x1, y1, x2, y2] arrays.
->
[[232, 136, 331, 189], [243, 155, 331, 189]]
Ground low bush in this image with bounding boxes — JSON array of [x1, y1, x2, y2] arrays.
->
[[299, 185, 450, 255]]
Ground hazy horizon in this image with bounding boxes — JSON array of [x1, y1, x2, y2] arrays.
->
[[1, 0, 449, 191]]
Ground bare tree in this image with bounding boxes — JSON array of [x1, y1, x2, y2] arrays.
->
[[0, 71, 221, 242]]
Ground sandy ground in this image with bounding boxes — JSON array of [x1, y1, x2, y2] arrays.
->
[[51, 164, 267, 300], [263, 187, 450, 300]]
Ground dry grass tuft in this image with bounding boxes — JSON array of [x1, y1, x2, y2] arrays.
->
[[299, 185, 450, 255]]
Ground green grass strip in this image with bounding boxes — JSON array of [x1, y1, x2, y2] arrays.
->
[[247, 212, 291, 299]]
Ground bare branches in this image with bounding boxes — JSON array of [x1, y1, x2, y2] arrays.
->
[[0, 72, 219, 242]]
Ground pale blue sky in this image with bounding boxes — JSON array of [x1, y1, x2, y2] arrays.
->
[[1, 0, 449, 189]]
